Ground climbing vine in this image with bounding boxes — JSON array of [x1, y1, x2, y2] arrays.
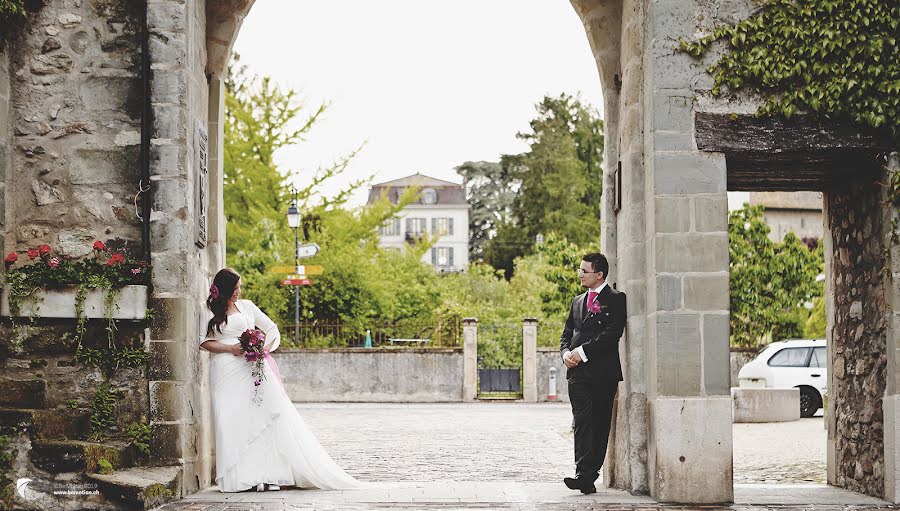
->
[[678, 0, 899, 137]]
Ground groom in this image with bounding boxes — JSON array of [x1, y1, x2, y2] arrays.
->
[[559, 252, 626, 494]]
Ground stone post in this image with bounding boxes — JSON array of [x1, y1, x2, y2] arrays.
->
[[463, 318, 478, 401], [523, 318, 538, 403], [881, 153, 900, 502]]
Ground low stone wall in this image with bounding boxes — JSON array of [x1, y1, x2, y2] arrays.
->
[[275, 348, 464, 402], [537, 348, 569, 403], [732, 388, 800, 423], [730, 348, 759, 387]]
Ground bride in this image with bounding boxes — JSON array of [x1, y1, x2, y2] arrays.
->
[[199, 267, 360, 492]]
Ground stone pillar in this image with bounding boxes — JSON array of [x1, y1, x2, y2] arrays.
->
[[0, 49, 8, 258], [523, 318, 538, 403], [643, 0, 732, 501], [463, 318, 478, 401], [885, 153, 900, 502]]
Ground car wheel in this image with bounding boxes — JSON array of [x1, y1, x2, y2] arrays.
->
[[799, 387, 820, 418]]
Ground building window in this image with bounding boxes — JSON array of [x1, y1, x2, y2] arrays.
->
[[406, 218, 428, 240], [432, 217, 454, 236], [379, 218, 401, 236], [431, 247, 454, 268], [422, 188, 437, 205]]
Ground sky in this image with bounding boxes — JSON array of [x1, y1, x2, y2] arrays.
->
[[233, 0, 750, 210]]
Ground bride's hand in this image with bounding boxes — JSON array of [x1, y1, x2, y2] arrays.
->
[[231, 344, 243, 356]]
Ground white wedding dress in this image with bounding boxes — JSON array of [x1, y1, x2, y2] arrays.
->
[[200, 299, 360, 492]]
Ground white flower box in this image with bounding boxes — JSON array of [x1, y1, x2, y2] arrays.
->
[[0, 285, 148, 320]]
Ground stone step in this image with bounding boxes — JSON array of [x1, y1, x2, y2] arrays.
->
[[30, 439, 138, 473], [0, 407, 91, 439], [86, 466, 181, 510], [0, 377, 47, 408]]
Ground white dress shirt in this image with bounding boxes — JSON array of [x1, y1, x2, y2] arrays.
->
[[565, 282, 607, 364]]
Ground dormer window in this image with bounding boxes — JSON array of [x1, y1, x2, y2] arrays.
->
[[422, 188, 437, 205]]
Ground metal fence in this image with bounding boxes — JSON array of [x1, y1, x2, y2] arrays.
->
[[280, 318, 462, 349]]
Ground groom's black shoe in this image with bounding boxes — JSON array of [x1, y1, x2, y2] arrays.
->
[[564, 477, 597, 494]]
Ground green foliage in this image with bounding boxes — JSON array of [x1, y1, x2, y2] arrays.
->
[[89, 383, 119, 441], [0, 0, 26, 33], [96, 458, 113, 475], [462, 93, 604, 277], [729, 204, 824, 347], [127, 417, 151, 456], [679, 0, 899, 136], [0, 434, 15, 511], [804, 296, 827, 338]]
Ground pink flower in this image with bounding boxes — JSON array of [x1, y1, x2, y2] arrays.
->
[[131, 268, 141, 275], [48, 257, 60, 269], [588, 301, 602, 314]]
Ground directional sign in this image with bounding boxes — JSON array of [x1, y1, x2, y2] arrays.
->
[[270, 265, 324, 275], [281, 278, 313, 286], [270, 266, 297, 274], [297, 243, 321, 259]]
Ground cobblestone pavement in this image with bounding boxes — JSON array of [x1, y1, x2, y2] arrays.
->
[[153, 404, 877, 511]]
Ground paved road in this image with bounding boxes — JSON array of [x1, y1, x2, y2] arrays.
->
[[153, 403, 850, 511]]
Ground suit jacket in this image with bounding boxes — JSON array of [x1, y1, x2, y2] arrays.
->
[[558, 284, 626, 383]]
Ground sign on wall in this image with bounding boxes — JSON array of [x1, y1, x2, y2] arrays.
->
[[195, 124, 209, 248]]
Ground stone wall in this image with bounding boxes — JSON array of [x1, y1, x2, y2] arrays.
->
[[5, 0, 145, 257], [730, 348, 757, 388], [275, 348, 464, 402], [826, 171, 888, 497], [537, 348, 570, 403]]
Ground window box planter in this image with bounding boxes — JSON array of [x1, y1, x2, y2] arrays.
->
[[1, 285, 148, 320]]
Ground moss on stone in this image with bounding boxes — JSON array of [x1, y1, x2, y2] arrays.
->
[[83, 444, 120, 473]]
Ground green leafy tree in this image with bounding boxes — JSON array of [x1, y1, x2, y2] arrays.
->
[[729, 204, 824, 347], [454, 161, 517, 262]]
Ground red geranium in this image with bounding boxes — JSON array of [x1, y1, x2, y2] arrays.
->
[[106, 253, 125, 266], [4, 252, 17, 266], [93, 240, 106, 252], [38, 244, 51, 257], [26, 249, 39, 260]]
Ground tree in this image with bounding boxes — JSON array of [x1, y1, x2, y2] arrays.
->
[[463, 93, 604, 277], [729, 204, 824, 348]]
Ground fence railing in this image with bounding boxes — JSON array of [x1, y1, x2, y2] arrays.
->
[[280, 318, 463, 349]]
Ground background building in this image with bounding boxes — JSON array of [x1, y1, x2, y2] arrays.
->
[[367, 173, 470, 272], [749, 191, 823, 244]]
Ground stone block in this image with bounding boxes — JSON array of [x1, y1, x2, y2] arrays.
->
[[150, 422, 184, 465], [649, 0, 693, 40], [655, 313, 701, 396], [151, 177, 189, 213], [654, 131, 694, 151], [152, 104, 187, 140], [653, 151, 727, 195], [732, 388, 800, 422], [78, 77, 142, 118], [150, 253, 189, 293], [654, 196, 690, 233], [655, 233, 728, 273], [150, 143, 187, 177], [71, 146, 141, 184], [650, 43, 709, 90], [693, 195, 728, 232], [649, 396, 733, 502], [150, 295, 189, 341], [150, 381, 187, 422], [653, 274, 682, 311], [150, 215, 190, 253], [703, 313, 730, 395], [149, 32, 186, 68], [147, 2, 186, 32], [683, 273, 729, 311], [652, 91, 693, 133], [150, 69, 187, 105], [148, 341, 189, 381], [884, 395, 900, 502], [0, 378, 46, 407]]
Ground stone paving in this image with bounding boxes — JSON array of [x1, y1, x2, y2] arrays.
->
[[152, 403, 888, 511]]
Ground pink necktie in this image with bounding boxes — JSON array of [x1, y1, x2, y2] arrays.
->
[[587, 291, 597, 307]]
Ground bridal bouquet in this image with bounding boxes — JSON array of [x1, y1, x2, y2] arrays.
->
[[239, 328, 268, 403]]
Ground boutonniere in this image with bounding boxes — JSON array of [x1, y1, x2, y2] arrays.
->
[[588, 299, 602, 316]]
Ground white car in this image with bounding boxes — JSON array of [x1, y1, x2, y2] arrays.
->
[[738, 339, 827, 418]]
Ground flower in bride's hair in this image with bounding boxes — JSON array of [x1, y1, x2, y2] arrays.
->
[[209, 284, 219, 300]]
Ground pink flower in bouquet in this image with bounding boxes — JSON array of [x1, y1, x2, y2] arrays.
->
[[239, 328, 268, 403], [588, 300, 602, 314]]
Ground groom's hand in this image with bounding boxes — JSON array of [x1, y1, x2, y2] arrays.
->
[[564, 351, 579, 368]]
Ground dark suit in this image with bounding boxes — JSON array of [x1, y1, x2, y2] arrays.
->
[[559, 284, 626, 484]]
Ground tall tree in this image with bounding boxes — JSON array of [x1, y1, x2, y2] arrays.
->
[[462, 93, 604, 277]]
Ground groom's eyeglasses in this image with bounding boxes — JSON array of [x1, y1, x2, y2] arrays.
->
[[577, 268, 601, 274]]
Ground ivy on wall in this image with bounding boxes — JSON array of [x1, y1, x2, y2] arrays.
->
[[0, 0, 25, 32], [679, 0, 899, 138]]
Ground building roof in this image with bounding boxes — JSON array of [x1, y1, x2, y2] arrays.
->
[[749, 191, 823, 211], [367, 173, 468, 206]]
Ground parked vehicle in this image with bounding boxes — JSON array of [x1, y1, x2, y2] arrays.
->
[[738, 339, 827, 418]]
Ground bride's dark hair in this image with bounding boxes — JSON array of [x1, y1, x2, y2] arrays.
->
[[207, 268, 241, 336]]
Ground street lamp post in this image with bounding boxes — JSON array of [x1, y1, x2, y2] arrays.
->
[[286, 189, 302, 345]]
